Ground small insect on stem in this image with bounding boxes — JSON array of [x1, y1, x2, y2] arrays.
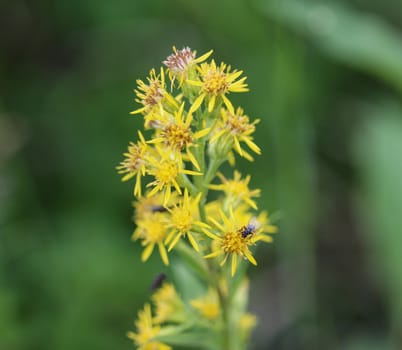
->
[[239, 217, 260, 238], [151, 272, 167, 291]]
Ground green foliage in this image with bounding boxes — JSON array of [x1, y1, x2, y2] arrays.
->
[[1, 0, 402, 349]]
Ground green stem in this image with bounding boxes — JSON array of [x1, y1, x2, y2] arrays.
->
[[175, 241, 210, 282], [178, 173, 197, 196], [191, 105, 237, 350], [194, 110, 207, 192], [201, 156, 225, 206]]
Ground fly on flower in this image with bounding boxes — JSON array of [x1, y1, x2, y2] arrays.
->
[[239, 217, 260, 238], [202, 207, 275, 276]]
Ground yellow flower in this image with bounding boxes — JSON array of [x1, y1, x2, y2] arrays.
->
[[152, 283, 186, 324], [190, 288, 220, 320], [163, 46, 213, 86], [239, 313, 257, 340], [148, 103, 210, 170], [116, 131, 148, 197], [208, 171, 260, 210], [203, 208, 274, 276], [146, 147, 202, 206], [127, 304, 172, 350], [187, 60, 248, 114], [130, 67, 178, 117], [132, 212, 170, 265], [133, 191, 178, 222], [210, 107, 261, 161], [164, 189, 210, 252]]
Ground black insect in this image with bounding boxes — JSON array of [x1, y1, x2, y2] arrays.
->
[[151, 205, 168, 213], [151, 272, 167, 291], [239, 218, 259, 238]]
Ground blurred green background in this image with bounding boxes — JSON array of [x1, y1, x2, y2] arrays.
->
[[1, 0, 402, 349]]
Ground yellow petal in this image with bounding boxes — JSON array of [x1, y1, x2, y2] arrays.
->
[[222, 95, 234, 115], [187, 233, 199, 252], [193, 127, 211, 139], [164, 230, 175, 245], [208, 217, 225, 233], [241, 137, 261, 154], [210, 129, 226, 143], [244, 249, 257, 266], [233, 136, 243, 156], [256, 234, 274, 243], [231, 254, 237, 276], [189, 94, 205, 116], [208, 95, 216, 112], [182, 169, 202, 176], [141, 243, 155, 262], [194, 49, 213, 63], [187, 148, 200, 171], [186, 80, 203, 87], [130, 107, 146, 115], [204, 250, 221, 259], [202, 228, 220, 240], [158, 243, 169, 266], [122, 172, 135, 182], [163, 186, 171, 206], [168, 233, 182, 252], [134, 172, 142, 197]]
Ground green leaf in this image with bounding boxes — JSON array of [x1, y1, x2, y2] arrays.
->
[[258, 0, 402, 91]]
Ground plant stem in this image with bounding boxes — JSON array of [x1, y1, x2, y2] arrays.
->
[[178, 173, 197, 196]]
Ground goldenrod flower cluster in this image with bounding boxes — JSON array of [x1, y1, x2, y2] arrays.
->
[[118, 47, 277, 350]]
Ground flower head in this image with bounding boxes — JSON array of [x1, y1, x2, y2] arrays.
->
[[163, 46, 212, 86], [203, 208, 274, 276], [146, 147, 202, 206], [116, 131, 148, 197], [127, 304, 172, 350], [149, 104, 210, 170], [130, 68, 178, 117], [209, 171, 260, 210], [239, 313, 257, 340], [152, 282, 186, 324], [210, 107, 261, 161], [133, 191, 178, 222], [234, 205, 278, 236], [190, 288, 220, 321], [164, 189, 209, 252], [133, 212, 170, 265], [188, 60, 248, 114]]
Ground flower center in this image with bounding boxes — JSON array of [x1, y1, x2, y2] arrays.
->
[[203, 70, 229, 94], [155, 160, 178, 185], [163, 47, 195, 74], [144, 80, 164, 107], [124, 145, 144, 172], [171, 207, 193, 232], [225, 112, 253, 135], [225, 180, 249, 197], [142, 221, 167, 243], [221, 231, 247, 254], [162, 124, 192, 150]]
